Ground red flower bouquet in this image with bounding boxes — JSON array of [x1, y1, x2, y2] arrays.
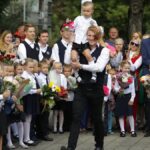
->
[[116, 72, 133, 89]]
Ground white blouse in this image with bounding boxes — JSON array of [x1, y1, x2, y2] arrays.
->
[[114, 79, 136, 102], [74, 16, 97, 44], [21, 71, 37, 94]]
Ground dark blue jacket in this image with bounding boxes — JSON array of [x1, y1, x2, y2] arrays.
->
[[141, 38, 150, 75]]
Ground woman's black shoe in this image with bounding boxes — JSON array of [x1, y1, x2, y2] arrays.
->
[[120, 131, 126, 137], [131, 131, 137, 137]]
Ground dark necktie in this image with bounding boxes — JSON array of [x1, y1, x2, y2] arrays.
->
[[34, 76, 40, 89], [46, 75, 49, 85]]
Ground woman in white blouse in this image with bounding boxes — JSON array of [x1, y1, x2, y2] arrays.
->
[[127, 39, 142, 127]]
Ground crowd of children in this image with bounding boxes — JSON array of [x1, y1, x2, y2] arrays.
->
[[0, 0, 150, 150]]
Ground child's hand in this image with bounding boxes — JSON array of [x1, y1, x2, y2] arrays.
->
[[36, 89, 42, 94], [128, 100, 133, 106], [119, 88, 124, 93], [3, 90, 11, 100], [12, 95, 17, 102]]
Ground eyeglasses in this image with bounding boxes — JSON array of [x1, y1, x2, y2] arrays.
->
[[131, 41, 139, 47]]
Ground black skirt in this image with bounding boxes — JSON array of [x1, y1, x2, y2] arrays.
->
[[0, 111, 7, 136], [115, 94, 133, 117], [22, 94, 41, 115], [52, 100, 66, 111]]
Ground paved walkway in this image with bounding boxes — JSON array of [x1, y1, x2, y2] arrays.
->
[[18, 131, 150, 150]]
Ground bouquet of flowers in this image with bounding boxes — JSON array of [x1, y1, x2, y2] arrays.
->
[[140, 75, 150, 98], [0, 80, 16, 94], [67, 76, 78, 90], [58, 86, 68, 99], [41, 81, 61, 112], [0, 53, 15, 64], [14, 77, 33, 99], [116, 72, 133, 89]]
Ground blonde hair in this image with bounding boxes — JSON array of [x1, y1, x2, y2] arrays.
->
[[142, 34, 150, 39], [39, 59, 48, 68], [52, 62, 62, 70], [82, 1, 94, 8], [129, 39, 141, 57], [0, 30, 12, 51], [115, 38, 124, 45], [24, 58, 34, 66], [63, 64, 72, 71], [120, 60, 130, 68], [131, 32, 142, 40]]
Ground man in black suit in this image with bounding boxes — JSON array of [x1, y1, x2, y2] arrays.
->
[[141, 37, 150, 137]]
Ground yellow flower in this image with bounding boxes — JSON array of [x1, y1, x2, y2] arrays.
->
[[49, 82, 54, 88], [55, 86, 61, 92]]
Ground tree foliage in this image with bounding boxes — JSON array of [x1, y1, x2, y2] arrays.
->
[[0, 0, 22, 32], [51, 0, 150, 43]]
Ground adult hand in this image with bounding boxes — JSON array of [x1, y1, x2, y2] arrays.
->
[[71, 61, 81, 69]]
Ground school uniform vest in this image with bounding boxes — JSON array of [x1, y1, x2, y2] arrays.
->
[[79, 45, 105, 86], [56, 39, 66, 65], [22, 41, 39, 61], [35, 43, 52, 60]]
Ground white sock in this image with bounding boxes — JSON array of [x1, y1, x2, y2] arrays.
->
[[7, 126, 13, 146], [119, 118, 125, 132], [18, 122, 24, 144], [59, 111, 64, 132], [53, 110, 58, 132], [128, 116, 135, 132], [11, 123, 19, 136], [23, 115, 32, 142]]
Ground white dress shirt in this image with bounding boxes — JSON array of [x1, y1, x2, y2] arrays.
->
[[38, 43, 50, 61], [51, 39, 72, 64], [21, 71, 37, 94], [74, 16, 97, 44], [128, 51, 142, 72], [60, 74, 67, 89], [37, 72, 49, 88], [81, 47, 110, 72], [17, 38, 41, 61]]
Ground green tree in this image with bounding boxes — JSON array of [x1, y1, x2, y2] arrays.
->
[[0, 0, 22, 32]]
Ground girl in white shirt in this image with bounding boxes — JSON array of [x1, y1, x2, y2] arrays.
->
[[114, 61, 136, 137], [49, 62, 67, 134], [21, 58, 41, 146]]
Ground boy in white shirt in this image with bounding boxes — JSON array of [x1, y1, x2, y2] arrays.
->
[[71, 1, 98, 83]]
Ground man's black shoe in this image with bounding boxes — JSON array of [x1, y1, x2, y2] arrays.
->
[[60, 146, 73, 150], [95, 147, 104, 150], [60, 146, 68, 150], [144, 132, 150, 137], [42, 135, 53, 141]]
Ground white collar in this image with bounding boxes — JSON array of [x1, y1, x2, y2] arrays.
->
[[25, 38, 35, 45], [61, 39, 69, 47], [39, 72, 47, 78]]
